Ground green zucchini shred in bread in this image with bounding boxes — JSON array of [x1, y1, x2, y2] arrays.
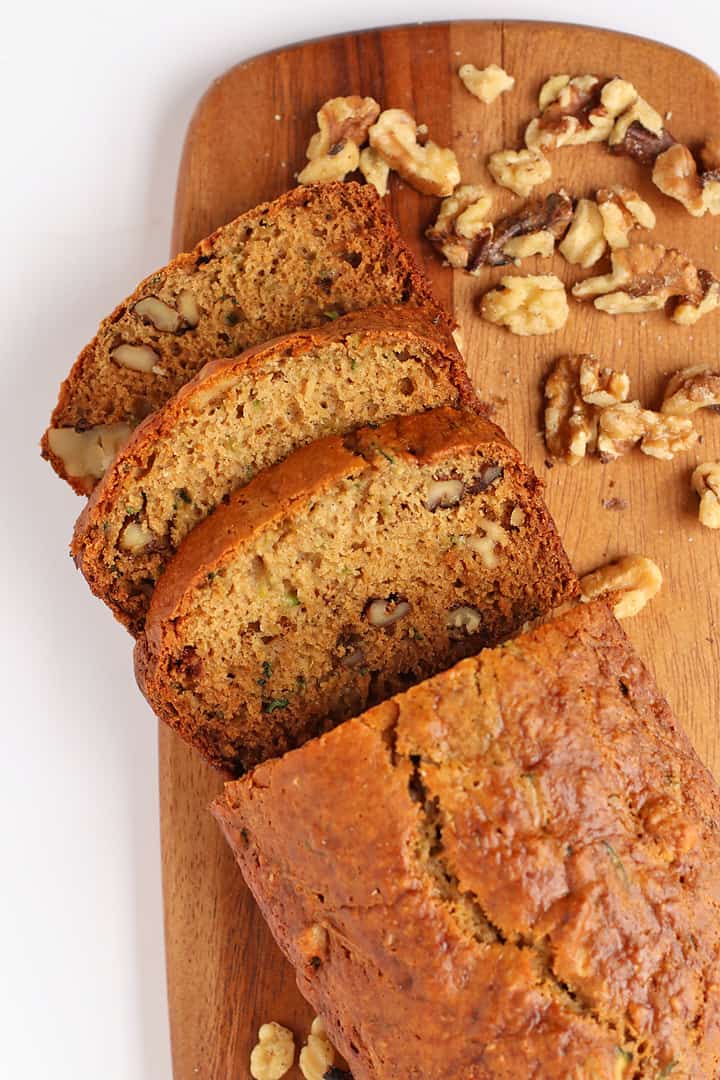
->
[[42, 181, 447, 493], [72, 307, 476, 636], [213, 600, 720, 1080], [135, 408, 577, 773]]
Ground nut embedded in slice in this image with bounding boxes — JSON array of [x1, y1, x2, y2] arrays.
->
[[661, 365, 720, 416], [544, 355, 599, 465], [692, 462, 720, 529], [459, 63, 515, 104], [358, 146, 390, 196], [580, 554, 663, 619], [571, 243, 699, 315], [596, 186, 656, 249], [47, 422, 133, 483], [487, 148, 551, 198], [480, 274, 568, 336], [368, 109, 460, 196], [111, 343, 162, 373], [559, 198, 606, 268]]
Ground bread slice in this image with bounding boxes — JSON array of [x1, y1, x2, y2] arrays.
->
[[72, 308, 476, 636], [135, 408, 577, 773], [213, 600, 720, 1080], [42, 182, 446, 494]]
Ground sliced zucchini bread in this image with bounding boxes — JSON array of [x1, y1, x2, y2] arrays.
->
[[43, 181, 446, 493], [73, 308, 476, 636], [135, 408, 578, 774]]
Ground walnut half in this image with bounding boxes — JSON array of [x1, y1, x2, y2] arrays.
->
[[571, 244, 699, 315], [487, 148, 551, 198], [468, 191, 573, 271], [459, 63, 515, 104], [368, 109, 460, 196], [544, 354, 629, 465], [480, 274, 568, 336], [298, 96, 380, 184], [580, 555, 663, 619], [661, 365, 720, 417], [597, 401, 698, 461]]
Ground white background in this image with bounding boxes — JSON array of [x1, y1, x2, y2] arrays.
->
[[2, 1, 718, 1077]]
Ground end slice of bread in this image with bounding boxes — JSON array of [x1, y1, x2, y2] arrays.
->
[[42, 182, 447, 493], [72, 308, 477, 636], [135, 408, 578, 773]]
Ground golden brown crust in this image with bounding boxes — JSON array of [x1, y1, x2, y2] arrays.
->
[[71, 306, 478, 634], [213, 600, 720, 1080], [42, 182, 449, 494]]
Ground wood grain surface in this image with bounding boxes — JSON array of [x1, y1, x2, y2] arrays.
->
[[162, 20, 720, 1078]]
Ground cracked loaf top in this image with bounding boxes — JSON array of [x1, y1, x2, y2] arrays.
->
[[213, 600, 720, 1080]]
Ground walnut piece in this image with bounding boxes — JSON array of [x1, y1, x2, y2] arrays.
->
[[525, 75, 613, 151], [580, 555, 663, 619], [47, 422, 133, 482], [480, 274, 568, 336], [134, 295, 185, 332], [597, 401, 697, 461], [652, 144, 706, 217], [596, 186, 656, 249], [578, 355, 630, 407], [111, 343, 162, 373], [426, 478, 465, 511], [571, 244, 699, 314], [487, 148, 551, 198], [559, 198, 606, 268], [467, 191, 572, 270], [368, 109, 460, 196], [299, 1017, 335, 1080], [446, 605, 483, 637], [250, 1022, 295, 1080], [426, 185, 493, 269], [544, 355, 599, 465], [692, 462, 720, 529], [459, 63, 515, 104], [366, 595, 411, 627], [119, 521, 154, 553], [358, 146, 390, 196], [465, 516, 508, 569], [298, 96, 380, 185], [671, 270, 720, 326], [609, 96, 664, 145], [661, 365, 720, 416]]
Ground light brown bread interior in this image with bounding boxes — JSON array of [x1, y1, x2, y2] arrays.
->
[[73, 308, 476, 635], [136, 409, 577, 773], [43, 182, 446, 493]]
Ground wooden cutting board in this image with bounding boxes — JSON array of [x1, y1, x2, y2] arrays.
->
[[161, 20, 720, 1078]]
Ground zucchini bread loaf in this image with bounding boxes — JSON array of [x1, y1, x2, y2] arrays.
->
[[213, 600, 720, 1080], [72, 308, 476, 636], [135, 408, 577, 773], [43, 182, 446, 494]]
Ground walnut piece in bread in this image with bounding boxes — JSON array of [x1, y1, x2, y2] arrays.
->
[[250, 1022, 295, 1080], [47, 423, 133, 482], [480, 275, 568, 336], [661, 365, 720, 416], [368, 109, 460, 196], [459, 63, 515, 104], [580, 554, 663, 618], [692, 462, 720, 529], [487, 148, 551, 198]]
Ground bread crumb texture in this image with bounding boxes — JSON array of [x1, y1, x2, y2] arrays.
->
[[214, 600, 720, 1080], [136, 408, 576, 773], [43, 182, 443, 492], [72, 308, 475, 635]]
